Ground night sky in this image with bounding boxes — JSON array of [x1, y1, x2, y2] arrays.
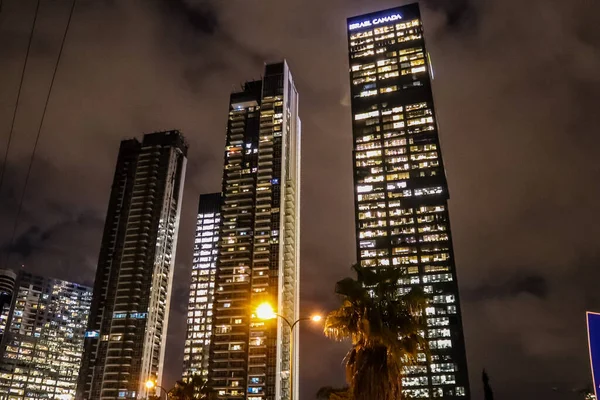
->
[[1, 0, 600, 399]]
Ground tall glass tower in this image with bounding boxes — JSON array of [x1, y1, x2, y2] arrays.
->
[[0, 271, 92, 399], [208, 61, 301, 400], [77, 131, 188, 400], [347, 3, 470, 399], [183, 193, 221, 379]]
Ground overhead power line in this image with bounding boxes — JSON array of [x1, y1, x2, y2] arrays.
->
[[3, 0, 78, 268], [0, 0, 41, 193]]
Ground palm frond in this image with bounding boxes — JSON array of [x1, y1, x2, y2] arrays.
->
[[324, 264, 429, 400]]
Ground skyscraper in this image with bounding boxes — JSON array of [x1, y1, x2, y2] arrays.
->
[[208, 61, 300, 400], [0, 271, 92, 399], [77, 131, 188, 400], [183, 193, 221, 379], [347, 4, 470, 399], [0, 269, 17, 339], [0, 269, 16, 311]]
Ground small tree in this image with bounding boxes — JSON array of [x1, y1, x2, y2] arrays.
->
[[168, 376, 213, 400], [323, 264, 428, 400], [316, 386, 352, 400]]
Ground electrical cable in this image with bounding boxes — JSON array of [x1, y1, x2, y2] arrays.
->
[[0, 0, 41, 194], [4, 0, 77, 268]]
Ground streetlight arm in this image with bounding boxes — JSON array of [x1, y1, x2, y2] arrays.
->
[[274, 314, 312, 331], [290, 317, 311, 331], [150, 385, 169, 400], [274, 313, 293, 330], [260, 309, 321, 400], [157, 385, 169, 396]]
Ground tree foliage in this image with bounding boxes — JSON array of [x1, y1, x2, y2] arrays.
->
[[316, 386, 352, 400], [167, 376, 214, 400], [323, 264, 428, 400]]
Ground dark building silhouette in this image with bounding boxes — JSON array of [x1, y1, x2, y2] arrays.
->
[[77, 131, 188, 400], [347, 3, 470, 398]]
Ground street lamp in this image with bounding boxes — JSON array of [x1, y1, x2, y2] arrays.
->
[[255, 302, 322, 400], [145, 380, 168, 400]]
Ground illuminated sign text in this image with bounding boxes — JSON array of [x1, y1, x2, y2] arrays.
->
[[349, 13, 402, 31]]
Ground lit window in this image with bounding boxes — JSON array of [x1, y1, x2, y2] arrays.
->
[[403, 388, 429, 398], [430, 363, 455, 372], [363, 175, 384, 183], [433, 294, 455, 304], [429, 339, 452, 349], [357, 193, 385, 202], [432, 374, 456, 385], [359, 240, 376, 248], [402, 376, 428, 387], [380, 85, 398, 94], [355, 111, 380, 121], [359, 90, 377, 97]]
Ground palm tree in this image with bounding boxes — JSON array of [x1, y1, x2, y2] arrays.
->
[[324, 264, 428, 400], [316, 386, 352, 400], [168, 375, 213, 400]]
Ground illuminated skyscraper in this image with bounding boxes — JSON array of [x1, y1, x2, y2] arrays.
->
[[208, 61, 301, 400], [0, 269, 16, 340], [0, 272, 92, 399], [183, 193, 221, 379], [347, 3, 470, 399], [77, 131, 188, 400]]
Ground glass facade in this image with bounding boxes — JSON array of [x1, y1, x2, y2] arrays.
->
[[77, 131, 188, 400], [0, 270, 17, 341], [347, 4, 470, 399], [208, 61, 301, 400], [183, 193, 221, 379], [0, 272, 92, 400]]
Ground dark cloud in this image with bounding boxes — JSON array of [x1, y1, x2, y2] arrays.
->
[[1, 0, 600, 399], [464, 273, 549, 301], [160, 0, 219, 35], [423, 0, 475, 29]]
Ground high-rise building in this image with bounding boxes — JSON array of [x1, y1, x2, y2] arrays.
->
[[0, 269, 17, 339], [347, 4, 470, 399], [0, 270, 16, 307], [77, 131, 188, 400], [208, 61, 301, 400], [183, 193, 221, 379], [0, 271, 92, 399]]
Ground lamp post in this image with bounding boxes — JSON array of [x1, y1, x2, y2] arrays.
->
[[256, 303, 322, 400], [145, 380, 168, 400]]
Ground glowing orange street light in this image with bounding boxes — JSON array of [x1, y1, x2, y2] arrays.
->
[[254, 303, 323, 400], [145, 379, 168, 399], [256, 303, 277, 320], [255, 302, 322, 327]]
